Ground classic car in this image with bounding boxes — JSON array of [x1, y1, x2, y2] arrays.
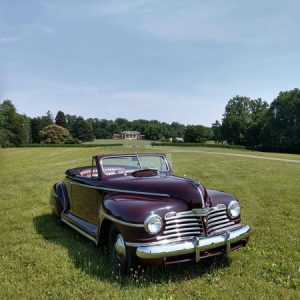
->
[[50, 153, 251, 273]]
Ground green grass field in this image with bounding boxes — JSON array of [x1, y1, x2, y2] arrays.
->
[[0, 145, 299, 299]]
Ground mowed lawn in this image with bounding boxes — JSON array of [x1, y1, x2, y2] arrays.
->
[[0, 146, 299, 299]]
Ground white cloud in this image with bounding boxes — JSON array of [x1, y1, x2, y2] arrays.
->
[[41, 0, 234, 42], [46, 0, 296, 45], [0, 36, 20, 43], [0, 24, 55, 45]]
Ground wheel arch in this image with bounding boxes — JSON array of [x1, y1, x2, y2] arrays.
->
[[54, 181, 70, 213], [98, 219, 113, 246]]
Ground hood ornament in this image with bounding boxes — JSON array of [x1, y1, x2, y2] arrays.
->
[[187, 180, 206, 208], [197, 187, 206, 208]]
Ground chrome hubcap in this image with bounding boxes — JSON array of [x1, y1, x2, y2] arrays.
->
[[114, 234, 126, 259]]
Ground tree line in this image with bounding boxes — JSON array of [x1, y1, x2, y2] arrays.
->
[[212, 88, 300, 153], [0, 88, 299, 153], [0, 100, 209, 145]]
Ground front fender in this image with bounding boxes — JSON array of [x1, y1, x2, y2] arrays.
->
[[207, 189, 238, 207], [103, 193, 187, 223], [102, 193, 188, 243], [207, 189, 241, 223]]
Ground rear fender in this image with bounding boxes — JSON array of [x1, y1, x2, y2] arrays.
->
[[54, 181, 69, 212]]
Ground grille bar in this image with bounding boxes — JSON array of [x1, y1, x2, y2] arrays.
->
[[166, 218, 199, 224], [207, 219, 231, 229], [207, 211, 226, 218], [207, 215, 228, 223], [165, 222, 201, 230], [207, 222, 235, 232], [163, 226, 202, 235]]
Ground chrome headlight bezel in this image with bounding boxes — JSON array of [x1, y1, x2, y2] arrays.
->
[[144, 214, 163, 234], [227, 200, 241, 218]]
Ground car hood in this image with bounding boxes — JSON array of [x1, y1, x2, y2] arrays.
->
[[105, 175, 209, 209]]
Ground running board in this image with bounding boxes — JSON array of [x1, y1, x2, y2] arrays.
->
[[61, 215, 97, 244]]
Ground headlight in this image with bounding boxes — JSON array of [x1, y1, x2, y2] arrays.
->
[[227, 200, 241, 218], [144, 214, 163, 234]]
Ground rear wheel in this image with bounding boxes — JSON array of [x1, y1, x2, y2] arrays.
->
[[108, 224, 140, 275]]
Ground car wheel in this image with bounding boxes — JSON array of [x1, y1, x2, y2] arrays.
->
[[108, 224, 139, 275]]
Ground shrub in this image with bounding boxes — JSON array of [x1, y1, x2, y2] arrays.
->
[[39, 125, 70, 144]]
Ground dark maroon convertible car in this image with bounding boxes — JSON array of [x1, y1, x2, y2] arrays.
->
[[50, 153, 250, 273]]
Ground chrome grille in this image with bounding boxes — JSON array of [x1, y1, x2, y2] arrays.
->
[[206, 206, 239, 235], [157, 214, 204, 241], [158, 204, 240, 242]]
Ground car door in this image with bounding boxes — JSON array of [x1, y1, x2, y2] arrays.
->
[[67, 159, 103, 232], [70, 181, 102, 226]]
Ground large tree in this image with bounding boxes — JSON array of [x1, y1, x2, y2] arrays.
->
[[0, 100, 31, 146], [261, 88, 300, 152], [184, 125, 213, 143], [221, 96, 268, 146], [114, 118, 131, 132], [72, 117, 94, 142], [222, 96, 252, 145], [142, 120, 168, 140], [170, 122, 185, 138], [245, 98, 269, 146], [31, 114, 54, 143], [55, 111, 67, 128], [212, 120, 222, 144]]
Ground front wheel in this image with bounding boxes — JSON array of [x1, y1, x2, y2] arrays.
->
[[108, 224, 140, 275]]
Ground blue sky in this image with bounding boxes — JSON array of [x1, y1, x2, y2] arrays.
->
[[1, 0, 300, 126]]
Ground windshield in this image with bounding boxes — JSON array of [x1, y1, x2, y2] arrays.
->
[[100, 155, 169, 176]]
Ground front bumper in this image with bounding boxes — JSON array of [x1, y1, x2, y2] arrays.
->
[[136, 225, 251, 261]]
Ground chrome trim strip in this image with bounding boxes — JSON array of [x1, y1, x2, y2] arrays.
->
[[166, 218, 199, 224], [102, 187, 170, 198], [61, 217, 97, 244], [69, 181, 170, 198], [99, 210, 144, 228], [197, 187, 205, 208], [135, 225, 251, 259], [165, 222, 201, 230], [163, 227, 202, 234], [165, 205, 226, 220], [126, 237, 196, 247], [156, 231, 202, 240]]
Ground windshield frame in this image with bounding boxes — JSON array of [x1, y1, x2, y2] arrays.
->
[[98, 153, 171, 178]]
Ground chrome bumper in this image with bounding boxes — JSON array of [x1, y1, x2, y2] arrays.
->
[[136, 225, 251, 261]]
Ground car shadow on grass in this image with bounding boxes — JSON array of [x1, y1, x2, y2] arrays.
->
[[34, 213, 232, 287]]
